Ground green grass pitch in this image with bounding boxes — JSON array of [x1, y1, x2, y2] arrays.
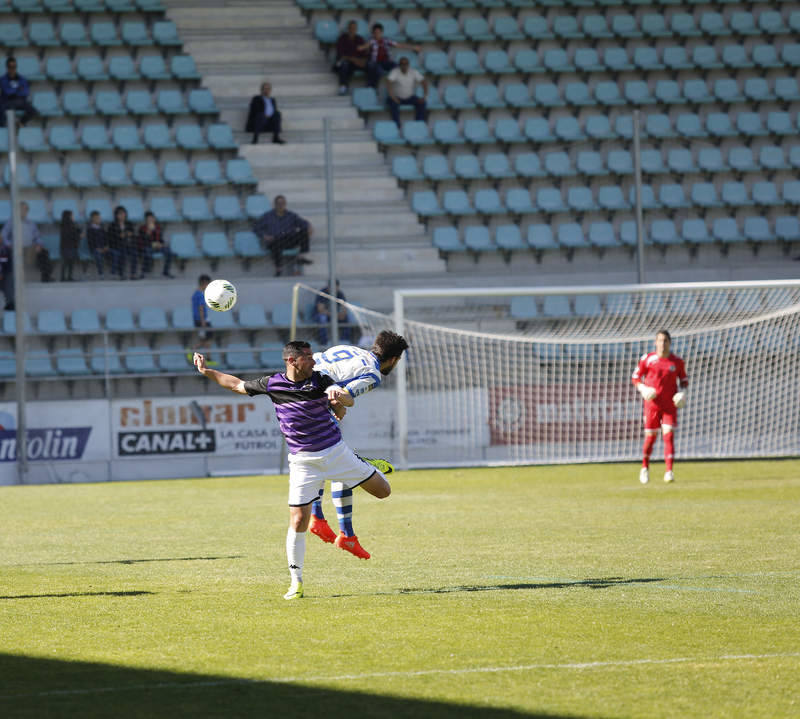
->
[[1, 460, 799, 718]]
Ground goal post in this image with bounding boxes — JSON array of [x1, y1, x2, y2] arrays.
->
[[294, 281, 800, 470]]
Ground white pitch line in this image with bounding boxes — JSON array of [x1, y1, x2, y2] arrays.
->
[[3, 652, 800, 700]]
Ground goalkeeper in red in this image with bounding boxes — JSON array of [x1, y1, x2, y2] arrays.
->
[[632, 330, 688, 484]]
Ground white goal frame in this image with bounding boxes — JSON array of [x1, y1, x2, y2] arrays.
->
[[393, 280, 800, 469]]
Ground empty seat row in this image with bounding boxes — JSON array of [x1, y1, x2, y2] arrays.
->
[[0, 19, 181, 48], [3, 158, 257, 191], [14, 53, 201, 83], [433, 214, 800, 259], [30, 87, 218, 117], [0, 340, 288, 379], [0, 0, 165, 14], [413, 179, 800, 217], [393, 151, 543, 182], [0, 122, 237, 153]]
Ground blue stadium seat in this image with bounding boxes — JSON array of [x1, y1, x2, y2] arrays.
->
[[96, 89, 126, 116], [691, 182, 722, 208], [109, 56, 139, 81], [744, 77, 774, 102], [171, 55, 200, 81], [46, 54, 76, 81], [585, 115, 614, 140], [720, 181, 751, 207], [412, 191, 445, 217], [403, 120, 434, 145], [464, 226, 493, 253], [598, 186, 629, 211], [157, 89, 188, 114], [495, 225, 526, 253], [392, 155, 422, 182], [314, 19, 338, 44], [122, 20, 150, 45], [505, 188, 534, 214], [432, 227, 465, 254], [510, 296, 538, 320], [29, 20, 58, 46], [603, 48, 632, 75], [182, 196, 213, 222], [473, 84, 503, 110], [226, 158, 256, 186], [66, 161, 99, 188], [654, 80, 681, 105], [534, 82, 563, 107], [195, 159, 225, 186], [131, 161, 162, 187], [624, 80, 654, 105], [736, 112, 767, 137], [582, 13, 613, 39], [206, 123, 237, 150], [557, 224, 589, 251], [223, 342, 257, 371], [474, 188, 504, 215], [143, 123, 174, 149], [88, 346, 122, 375], [153, 20, 181, 46], [233, 231, 264, 260], [676, 113, 706, 139], [463, 17, 493, 42], [374, 121, 404, 146], [0, 22, 26, 47], [353, 87, 381, 113], [759, 146, 787, 171], [544, 151, 574, 177], [536, 187, 566, 213], [650, 219, 680, 246], [90, 21, 120, 46], [433, 119, 465, 144], [482, 153, 512, 180], [188, 89, 217, 114], [126, 346, 157, 374], [164, 160, 195, 186], [697, 147, 726, 173], [174, 124, 205, 150], [587, 223, 618, 249], [713, 218, 744, 244], [776, 216, 800, 242], [32, 91, 61, 117], [576, 150, 605, 176], [443, 190, 474, 216], [659, 183, 688, 209], [83, 196, 112, 222], [444, 84, 475, 110], [607, 149, 633, 175], [141, 196, 177, 223], [112, 124, 144, 152], [512, 153, 543, 178], [566, 186, 595, 212], [645, 114, 675, 139], [47, 124, 79, 152], [106, 307, 136, 332], [681, 219, 711, 245], [705, 112, 735, 138], [245, 195, 271, 220], [170, 232, 201, 259], [574, 47, 603, 73], [434, 17, 465, 43], [523, 14, 551, 40], [743, 217, 771, 244], [35, 161, 66, 188], [139, 307, 169, 332], [458, 118, 487, 145], [752, 181, 780, 206], [140, 54, 171, 80], [543, 48, 573, 73], [422, 155, 454, 181], [594, 81, 623, 106], [668, 148, 696, 174], [554, 15, 582, 39], [782, 181, 800, 205], [201, 232, 234, 260], [752, 45, 781, 69], [424, 51, 455, 75], [775, 78, 800, 103], [37, 309, 66, 334], [25, 350, 55, 377], [100, 161, 130, 187], [484, 49, 515, 75], [76, 55, 108, 83], [156, 344, 190, 373]]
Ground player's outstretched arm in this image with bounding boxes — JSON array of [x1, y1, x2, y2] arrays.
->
[[194, 352, 247, 395]]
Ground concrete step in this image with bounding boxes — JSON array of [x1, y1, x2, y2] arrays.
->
[[182, 39, 323, 62], [203, 75, 336, 99], [257, 176, 403, 204], [167, 7, 307, 30], [225, 111, 363, 132], [241, 141, 381, 169], [302, 211, 425, 238], [304, 246, 446, 276]]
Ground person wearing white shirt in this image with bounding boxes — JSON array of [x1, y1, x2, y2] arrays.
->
[[385, 56, 428, 126]]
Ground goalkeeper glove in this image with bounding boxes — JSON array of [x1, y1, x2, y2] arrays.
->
[[637, 384, 657, 401], [672, 391, 686, 409]]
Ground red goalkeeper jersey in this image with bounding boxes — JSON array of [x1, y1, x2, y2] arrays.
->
[[632, 352, 688, 405]]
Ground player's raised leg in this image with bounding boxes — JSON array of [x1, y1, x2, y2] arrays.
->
[[662, 425, 675, 482], [309, 493, 337, 543]]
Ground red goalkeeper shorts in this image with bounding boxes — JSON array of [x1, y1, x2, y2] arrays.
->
[[643, 402, 677, 430]]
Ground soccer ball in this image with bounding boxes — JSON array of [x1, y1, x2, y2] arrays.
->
[[204, 279, 237, 312]]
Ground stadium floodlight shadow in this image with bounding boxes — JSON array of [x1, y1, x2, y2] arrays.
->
[[0, 653, 582, 719], [0, 590, 153, 600], [13, 555, 244, 567]]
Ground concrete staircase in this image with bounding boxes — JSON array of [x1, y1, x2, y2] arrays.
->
[[164, 0, 446, 277]]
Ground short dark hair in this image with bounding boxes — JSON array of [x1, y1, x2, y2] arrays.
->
[[371, 330, 409, 362], [372, 23, 383, 32], [114, 205, 127, 218], [145, 211, 154, 219], [198, 274, 211, 285], [283, 340, 311, 360], [657, 329, 672, 342], [90, 210, 100, 218], [6, 57, 17, 68]]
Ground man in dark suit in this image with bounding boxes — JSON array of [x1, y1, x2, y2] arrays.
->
[[246, 82, 285, 145]]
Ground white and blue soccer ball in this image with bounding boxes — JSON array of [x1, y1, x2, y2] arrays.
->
[[204, 279, 238, 312]]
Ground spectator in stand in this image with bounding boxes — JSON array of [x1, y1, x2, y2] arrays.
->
[[138, 211, 174, 279], [334, 20, 367, 95], [245, 82, 285, 145], [1, 201, 52, 283], [189, 274, 216, 365], [253, 195, 313, 277], [107, 205, 136, 280], [385, 56, 427, 127], [0, 240, 12, 310], [86, 210, 109, 278], [313, 280, 352, 345], [359, 23, 421, 89], [59, 209, 81, 282], [0, 57, 37, 127]]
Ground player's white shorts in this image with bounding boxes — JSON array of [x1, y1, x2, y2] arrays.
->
[[287, 440, 379, 506]]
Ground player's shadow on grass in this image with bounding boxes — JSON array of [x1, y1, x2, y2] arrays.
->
[[0, 653, 584, 719], [0, 590, 153, 600], [391, 577, 666, 596], [11, 555, 243, 567]]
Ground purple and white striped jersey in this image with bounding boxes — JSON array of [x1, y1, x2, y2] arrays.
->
[[243, 371, 341, 454]]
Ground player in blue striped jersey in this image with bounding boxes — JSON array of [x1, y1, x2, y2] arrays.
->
[[194, 341, 392, 600], [310, 330, 409, 558]]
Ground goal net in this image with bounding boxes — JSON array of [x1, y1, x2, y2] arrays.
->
[[293, 281, 800, 469]]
